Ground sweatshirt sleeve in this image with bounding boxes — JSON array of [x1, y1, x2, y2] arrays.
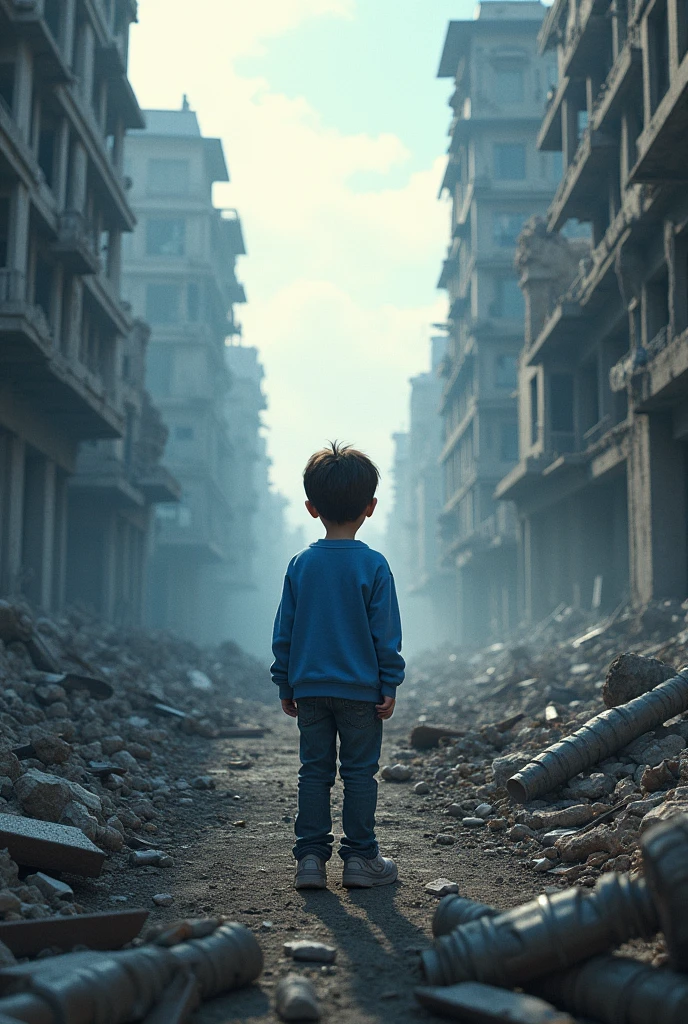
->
[[271, 573, 296, 700], [368, 566, 405, 698]]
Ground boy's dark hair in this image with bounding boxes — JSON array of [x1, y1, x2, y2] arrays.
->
[[303, 442, 379, 523]]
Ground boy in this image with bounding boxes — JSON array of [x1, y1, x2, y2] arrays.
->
[[271, 442, 405, 890]]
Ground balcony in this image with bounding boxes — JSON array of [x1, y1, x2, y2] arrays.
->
[[69, 452, 143, 506], [0, 269, 52, 363], [10, 0, 71, 82], [560, 0, 612, 79], [537, 77, 567, 152], [547, 126, 617, 230], [52, 211, 100, 274], [630, 56, 688, 183], [135, 464, 181, 504], [590, 36, 643, 133]]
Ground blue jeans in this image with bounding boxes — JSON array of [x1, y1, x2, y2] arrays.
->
[[294, 696, 383, 862]]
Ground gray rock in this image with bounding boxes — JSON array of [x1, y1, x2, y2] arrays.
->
[[66, 781, 101, 814], [414, 781, 430, 795], [191, 775, 215, 790], [152, 893, 174, 907], [113, 750, 139, 772], [565, 773, 614, 800], [380, 764, 413, 782], [0, 778, 13, 801], [31, 734, 71, 766], [275, 975, 320, 1022], [0, 890, 21, 915], [101, 736, 125, 756], [60, 801, 99, 841], [462, 817, 486, 828], [492, 752, 530, 789], [474, 803, 494, 819], [424, 878, 459, 897], [434, 834, 456, 846], [284, 939, 336, 963], [15, 769, 72, 822], [25, 872, 73, 900]]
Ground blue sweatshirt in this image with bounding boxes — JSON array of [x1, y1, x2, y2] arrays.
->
[[271, 539, 405, 702]]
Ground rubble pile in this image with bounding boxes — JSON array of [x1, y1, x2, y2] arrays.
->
[[393, 601, 688, 887], [0, 601, 271, 925]]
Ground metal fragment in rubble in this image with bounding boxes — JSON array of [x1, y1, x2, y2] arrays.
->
[[0, 921, 262, 1023], [422, 814, 688, 986], [415, 982, 575, 1023], [532, 955, 688, 1024], [507, 669, 688, 803]]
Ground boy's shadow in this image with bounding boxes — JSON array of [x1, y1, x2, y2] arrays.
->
[[300, 882, 429, 1017]]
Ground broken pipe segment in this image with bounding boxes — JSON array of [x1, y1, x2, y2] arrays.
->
[[0, 921, 262, 1024], [507, 667, 688, 803], [423, 815, 688, 988], [431, 896, 688, 1024]]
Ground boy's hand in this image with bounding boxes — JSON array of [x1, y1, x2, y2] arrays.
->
[[376, 696, 395, 720], [281, 698, 298, 718]]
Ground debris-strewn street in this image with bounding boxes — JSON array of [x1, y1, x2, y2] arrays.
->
[[5, 600, 688, 1020]]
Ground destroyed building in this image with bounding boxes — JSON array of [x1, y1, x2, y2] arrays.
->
[[122, 104, 248, 644], [497, 0, 688, 623], [387, 338, 456, 652], [436, 1, 559, 646], [0, 0, 175, 621]]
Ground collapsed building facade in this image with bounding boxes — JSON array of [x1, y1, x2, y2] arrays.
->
[[122, 105, 254, 645], [497, 0, 688, 622], [0, 0, 175, 622], [436, 1, 559, 644]]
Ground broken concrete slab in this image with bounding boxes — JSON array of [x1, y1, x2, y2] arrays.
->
[[0, 908, 148, 956], [415, 982, 576, 1023], [284, 939, 336, 963], [25, 873, 73, 901], [0, 813, 105, 877], [275, 975, 320, 1021]]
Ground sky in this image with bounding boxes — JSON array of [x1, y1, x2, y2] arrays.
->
[[127, 0, 493, 540]]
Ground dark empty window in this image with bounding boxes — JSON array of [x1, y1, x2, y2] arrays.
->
[[494, 143, 526, 180], [146, 218, 185, 256], [494, 213, 527, 247], [550, 373, 574, 432], [495, 68, 524, 104], [147, 159, 189, 195], [0, 197, 9, 266], [43, 0, 61, 41], [145, 346, 173, 395], [146, 283, 180, 324], [0, 63, 14, 114], [530, 376, 539, 445], [500, 421, 519, 462], [649, 0, 670, 112], [493, 277, 524, 319], [38, 130, 55, 188], [495, 354, 518, 387]]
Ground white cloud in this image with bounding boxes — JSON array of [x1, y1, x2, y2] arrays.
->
[[130, 2, 449, 531]]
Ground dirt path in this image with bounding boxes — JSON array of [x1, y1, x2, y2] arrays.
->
[[85, 706, 546, 1023]]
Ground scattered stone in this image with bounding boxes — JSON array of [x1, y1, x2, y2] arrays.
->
[[31, 734, 71, 766], [473, 803, 493, 819], [380, 764, 413, 782], [492, 752, 530, 790], [191, 775, 215, 790], [641, 760, 677, 793], [414, 781, 430, 795], [227, 760, 251, 770], [462, 817, 486, 828], [434, 834, 456, 846], [284, 940, 336, 963], [129, 850, 174, 868], [424, 878, 459, 897], [14, 770, 71, 822], [275, 975, 320, 1021], [25, 872, 74, 901], [152, 893, 174, 907], [565, 773, 614, 800]]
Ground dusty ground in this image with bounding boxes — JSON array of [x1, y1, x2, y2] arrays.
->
[[71, 705, 553, 1024]]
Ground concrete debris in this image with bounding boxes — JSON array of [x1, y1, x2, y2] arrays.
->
[[25, 873, 74, 901], [0, 908, 149, 956], [128, 850, 174, 868], [152, 893, 174, 907], [380, 764, 413, 782], [424, 879, 460, 897], [275, 974, 321, 1021], [414, 781, 430, 795], [415, 983, 575, 1023], [284, 939, 336, 963], [0, 602, 270, 924], [410, 724, 464, 750]]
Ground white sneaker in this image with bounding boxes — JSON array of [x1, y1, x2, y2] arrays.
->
[[342, 853, 398, 888], [294, 855, 327, 889]]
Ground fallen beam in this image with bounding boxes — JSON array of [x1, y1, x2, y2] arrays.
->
[[0, 814, 105, 877], [0, 909, 148, 957]]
